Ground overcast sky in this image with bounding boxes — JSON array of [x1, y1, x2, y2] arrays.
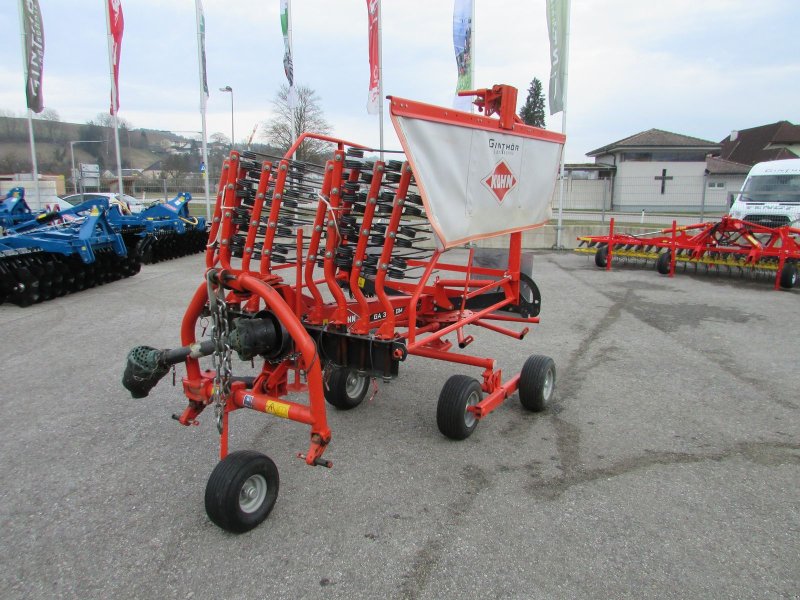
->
[[0, 0, 797, 163]]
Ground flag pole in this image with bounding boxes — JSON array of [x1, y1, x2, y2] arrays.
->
[[377, 0, 384, 160], [470, 0, 475, 112], [104, 0, 125, 198], [17, 0, 42, 211], [287, 0, 296, 151], [195, 0, 211, 220], [555, 0, 570, 249]]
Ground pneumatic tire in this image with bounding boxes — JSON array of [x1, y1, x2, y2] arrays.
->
[[519, 355, 556, 412], [205, 450, 279, 533], [437, 375, 482, 440], [594, 245, 608, 268], [656, 251, 671, 275], [780, 262, 797, 289], [324, 367, 369, 410]]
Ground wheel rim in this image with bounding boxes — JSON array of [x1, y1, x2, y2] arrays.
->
[[239, 474, 268, 514], [345, 371, 367, 400], [464, 389, 480, 428], [542, 367, 555, 402]]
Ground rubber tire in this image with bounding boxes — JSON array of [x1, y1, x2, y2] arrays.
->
[[324, 367, 369, 410], [656, 251, 671, 275], [437, 375, 482, 440], [519, 355, 556, 412], [594, 245, 608, 268], [780, 262, 798, 290], [205, 450, 279, 533]]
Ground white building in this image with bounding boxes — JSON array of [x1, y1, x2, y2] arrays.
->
[[586, 129, 720, 212]]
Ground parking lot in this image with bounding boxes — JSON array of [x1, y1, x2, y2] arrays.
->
[[1, 249, 798, 599]]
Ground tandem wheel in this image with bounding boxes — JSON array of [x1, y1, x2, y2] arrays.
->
[[780, 262, 797, 290], [324, 367, 370, 410], [437, 375, 482, 440], [205, 450, 279, 533], [594, 245, 608, 268], [519, 355, 556, 412], [656, 251, 671, 275]]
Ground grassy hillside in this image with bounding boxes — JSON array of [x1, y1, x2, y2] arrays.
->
[[0, 116, 193, 177]]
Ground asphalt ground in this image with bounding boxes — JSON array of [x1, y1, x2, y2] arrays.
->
[[1, 250, 798, 599]]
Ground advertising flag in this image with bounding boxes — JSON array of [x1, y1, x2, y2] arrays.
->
[[365, 0, 380, 115], [280, 0, 296, 108], [21, 0, 45, 113], [196, 0, 208, 99], [452, 0, 473, 112], [546, 0, 568, 115], [108, 0, 124, 114]]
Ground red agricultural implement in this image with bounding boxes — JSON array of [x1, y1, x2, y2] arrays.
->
[[576, 215, 800, 290], [122, 85, 565, 532]]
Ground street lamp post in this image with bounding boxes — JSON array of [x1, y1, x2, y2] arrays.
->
[[219, 86, 234, 149], [69, 140, 104, 194]]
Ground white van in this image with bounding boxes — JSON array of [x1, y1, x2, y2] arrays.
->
[[729, 159, 800, 228]]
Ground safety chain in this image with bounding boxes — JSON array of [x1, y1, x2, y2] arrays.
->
[[207, 270, 232, 434]]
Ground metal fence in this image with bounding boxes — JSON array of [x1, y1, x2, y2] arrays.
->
[[550, 174, 747, 226], [61, 172, 747, 226], [127, 174, 216, 203]]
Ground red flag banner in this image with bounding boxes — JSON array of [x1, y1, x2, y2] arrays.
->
[[108, 0, 124, 114], [365, 0, 380, 115]]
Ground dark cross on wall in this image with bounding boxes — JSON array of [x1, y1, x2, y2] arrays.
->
[[654, 168, 674, 194]]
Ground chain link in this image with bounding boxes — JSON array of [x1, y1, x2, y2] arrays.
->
[[207, 271, 232, 434]]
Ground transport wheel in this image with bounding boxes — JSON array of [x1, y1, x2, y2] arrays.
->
[[515, 273, 542, 318], [519, 355, 556, 412], [594, 245, 608, 268], [656, 251, 671, 275], [780, 262, 798, 289], [205, 450, 279, 533], [437, 375, 482, 440], [324, 367, 369, 410]]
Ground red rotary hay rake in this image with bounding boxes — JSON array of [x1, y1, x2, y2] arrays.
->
[[576, 216, 800, 290], [123, 85, 565, 532]]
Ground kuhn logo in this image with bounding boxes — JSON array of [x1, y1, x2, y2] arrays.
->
[[483, 161, 517, 203]]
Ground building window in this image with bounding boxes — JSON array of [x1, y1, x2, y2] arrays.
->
[[621, 151, 708, 162], [707, 182, 725, 189]]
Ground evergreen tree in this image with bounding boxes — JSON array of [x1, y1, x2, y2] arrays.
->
[[519, 78, 546, 128]]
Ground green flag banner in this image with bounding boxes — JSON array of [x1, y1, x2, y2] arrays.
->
[[546, 0, 568, 115], [281, 0, 296, 108]]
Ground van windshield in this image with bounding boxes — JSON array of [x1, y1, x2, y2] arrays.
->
[[742, 174, 800, 203]]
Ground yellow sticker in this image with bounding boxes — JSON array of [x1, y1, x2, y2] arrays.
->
[[265, 400, 290, 419], [358, 276, 365, 289]]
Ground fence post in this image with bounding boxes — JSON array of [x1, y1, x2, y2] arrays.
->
[[701, 173, 707, 221], [601, 178, 608, 223]]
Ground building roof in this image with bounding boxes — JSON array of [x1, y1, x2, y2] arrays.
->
[[587, 128, 720, 157], [705, 156, 750, 175], [719, 121, 800, 166]]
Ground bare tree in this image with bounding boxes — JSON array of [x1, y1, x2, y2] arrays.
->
[[210, 132, 230, 146], [261, 85, 332, 163], [94, 112, 131, 130], [36, 108, 62, 142]]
